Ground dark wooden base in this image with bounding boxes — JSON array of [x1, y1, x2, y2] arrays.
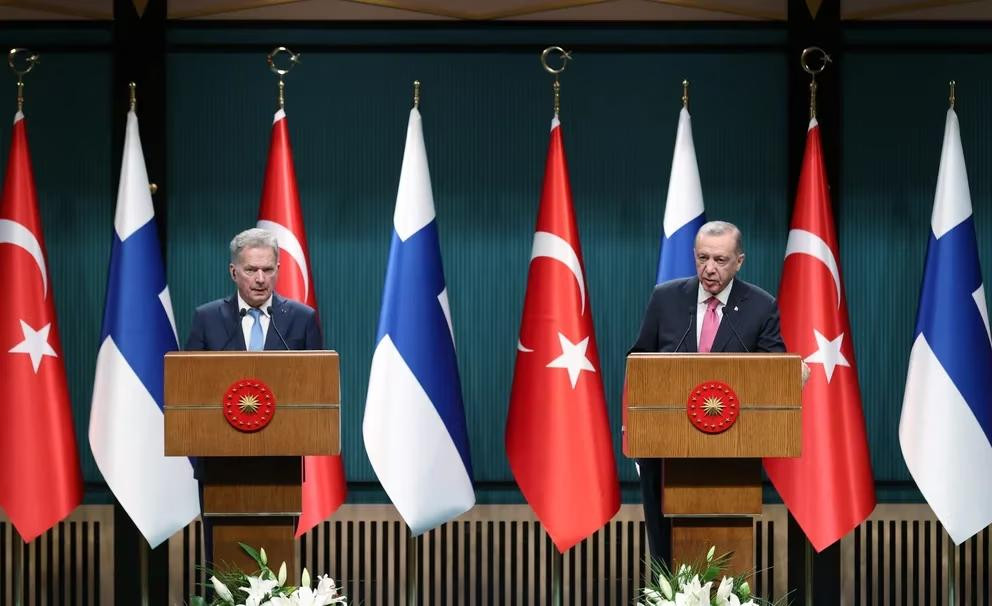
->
[[671, 517, 754, 576], [212, 517, 299, 580]]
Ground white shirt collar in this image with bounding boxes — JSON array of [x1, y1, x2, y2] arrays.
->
[[697, 279, 734, 306], [237, 293, 273, 316]]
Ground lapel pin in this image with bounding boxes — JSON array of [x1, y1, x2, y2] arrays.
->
[[733, 306, 738, 311]]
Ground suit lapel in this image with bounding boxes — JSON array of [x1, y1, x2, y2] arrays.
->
[[221, 295, 246, 350], [264, 294, 286, 350], [711, 281, 749, 352], [682, 278, 698, 353]]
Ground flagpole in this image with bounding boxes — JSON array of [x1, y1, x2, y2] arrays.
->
[[7, 48, 40, 113], [682, 79, 689, 109], [800, 46, 832, 120], [804, 540, 813, 606], [537, 48, 572, 606], [947, 538, 957, 606], [12, 530, 24, 606], [406, 531, 419, 606], [266, 46, 300, 110]]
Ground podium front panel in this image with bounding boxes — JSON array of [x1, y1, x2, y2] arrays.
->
[[624, 353, 801, 458], [164, 351, 340, 457]]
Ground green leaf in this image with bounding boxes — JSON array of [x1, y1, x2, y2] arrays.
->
[[189, 597, 207, 606], [238, 543, 264, 569], [702, 564, 720, 582], [739, 580, 751, 599]]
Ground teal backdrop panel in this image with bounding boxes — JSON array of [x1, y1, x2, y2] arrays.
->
[[0, 48, 114, 497], [167, 47, 788, 503], [842, 49, 992, 502]]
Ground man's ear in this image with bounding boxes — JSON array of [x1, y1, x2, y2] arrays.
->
[[229, 263, 237, 281]]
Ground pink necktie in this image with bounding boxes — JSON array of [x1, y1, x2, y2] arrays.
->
[[698, 296, 721, 353]]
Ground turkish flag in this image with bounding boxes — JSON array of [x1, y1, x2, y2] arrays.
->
[[0, 113, 83, 541], [506, 118, 619, 552], [764, 120, 875, 551], [256, 110, 347, 536]]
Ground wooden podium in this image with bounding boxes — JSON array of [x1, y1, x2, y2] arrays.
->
[[624, 353, 801, 574], [164, 351, 340, 575]]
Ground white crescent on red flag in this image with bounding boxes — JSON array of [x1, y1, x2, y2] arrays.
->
[[506, 118, 619, 553], [764, 119, 875, 552], [0, 112, 83, 541], [256, 109, 347, 536]]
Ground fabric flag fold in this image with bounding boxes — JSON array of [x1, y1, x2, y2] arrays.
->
[[256, 108, 347, 536], [0, 111, 83, 541], [89, 109, 200, 547], [899, 107, 992, 544], [507, 117, 619, 553], [363, 107, 475, 534], [764, 118, 876, 552], [657, 105, 706, 285]]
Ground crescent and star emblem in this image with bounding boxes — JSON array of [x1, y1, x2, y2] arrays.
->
[[784, 228, 851, 384], [516, 231, 597, 389], [257, 219, 310, 303], [1, 218, 58, 374]]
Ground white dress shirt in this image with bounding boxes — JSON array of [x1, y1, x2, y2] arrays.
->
[[238, 294, 272, 349]]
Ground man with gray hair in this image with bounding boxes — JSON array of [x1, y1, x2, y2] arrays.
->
[[185, 227, 322, 352], [629, 220, 785, 565]]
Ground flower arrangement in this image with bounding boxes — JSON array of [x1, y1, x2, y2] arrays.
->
[[637, 546, 787, 606], [190, 543, 347, 606]]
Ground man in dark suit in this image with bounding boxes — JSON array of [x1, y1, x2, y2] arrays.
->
[[184, 227, 321, 563], [185, 228, 322, 352], [630, 220, 785, 565]]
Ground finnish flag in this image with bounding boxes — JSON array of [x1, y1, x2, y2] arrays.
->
[[899, 107, 992, 544], [657, 106, 705, 284], [363, 107, 475, 534], [88, 109, 199, 547]]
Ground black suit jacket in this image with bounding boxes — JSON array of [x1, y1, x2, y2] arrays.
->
[[184, 293, 323, 351], [631, 277, 785, 354]]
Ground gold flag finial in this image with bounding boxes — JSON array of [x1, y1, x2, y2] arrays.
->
[[8, 48, 40, 112], [540, 46, 572, 117], [682, 80, 689, 109], [413, 80, 421, 109], [800, 46, 831, 120], [949, 80, 956, 109], [266, 46, 300, 110]]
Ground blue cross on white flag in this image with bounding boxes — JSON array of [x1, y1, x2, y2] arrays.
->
[[88, 109, 199, 547], [899, 107, 992, 544], [656, 105, 706, 284], [363, 107, 475, 534]]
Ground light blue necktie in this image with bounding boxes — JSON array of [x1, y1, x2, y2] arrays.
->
[[247, 308, 264, 351]]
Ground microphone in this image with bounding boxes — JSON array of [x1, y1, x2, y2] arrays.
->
[[722, 311, 751, 353], [267, 306, 291, 350], [222, 308, 249, 349], [673, 312, 694, 353]]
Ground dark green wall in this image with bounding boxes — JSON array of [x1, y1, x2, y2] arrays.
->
[[5, 23, 988, 508], [166, 42, 788, 502]]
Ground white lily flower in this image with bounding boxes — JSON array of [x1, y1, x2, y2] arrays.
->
[[211, 576, 235, 602], [278, 562, 288, 586], [658, 574, 673, 599], [714, 576, 733, 605], [301, 568, 311, 589], [706, 546, 716, 562], [238, 575, 279, 603], [673, 575, 711, 606], [260, 547, 268, 566]]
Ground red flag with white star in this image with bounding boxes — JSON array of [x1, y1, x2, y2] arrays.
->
[[763, 119, 875, 551], [0, 112, 82, 541], [255, 109, 347, 536], [506, 117, 619, 552]]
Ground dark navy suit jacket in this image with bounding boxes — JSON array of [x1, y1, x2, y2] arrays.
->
[[184, 293, 323, 351], [631, 276, 785, 354]]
